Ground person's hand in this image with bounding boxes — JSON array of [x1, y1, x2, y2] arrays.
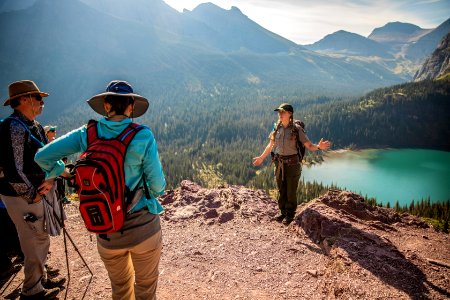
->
[[318, 138, 331, 151], [252, 156, 264, 167], [37, 178, 55, 195], [32, 193, 42, 203], [60, 168, 73, 179]]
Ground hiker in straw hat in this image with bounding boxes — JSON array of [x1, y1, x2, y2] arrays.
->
[[35, 80, 166, 300], [0, 80, 66, 299]]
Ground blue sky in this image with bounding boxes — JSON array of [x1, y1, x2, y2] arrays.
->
[[164, 0, 450, 44]]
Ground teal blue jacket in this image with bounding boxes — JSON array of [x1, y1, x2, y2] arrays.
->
[[35, 117, 165, 214]]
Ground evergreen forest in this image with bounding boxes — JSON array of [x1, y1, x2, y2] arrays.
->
[[52, 78, 449, 193]]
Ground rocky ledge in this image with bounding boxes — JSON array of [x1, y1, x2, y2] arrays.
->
[[160, 180, 279, 224], [2, 181, 448, 299], [158, 181, 449, 299]]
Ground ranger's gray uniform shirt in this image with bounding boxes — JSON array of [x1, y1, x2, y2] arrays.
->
[[272, 124, 309, 156]]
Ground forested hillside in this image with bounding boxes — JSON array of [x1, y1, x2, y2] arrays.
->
[[302, 77, 450, 151], [50, 77, 449, 194]]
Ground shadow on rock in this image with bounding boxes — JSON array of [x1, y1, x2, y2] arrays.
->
[[295, 189, 449, 299]]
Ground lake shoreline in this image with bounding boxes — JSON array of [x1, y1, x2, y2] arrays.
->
[[302, 148, 450, 206]]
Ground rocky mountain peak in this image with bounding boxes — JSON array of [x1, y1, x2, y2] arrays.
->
[[413, 32, 450, 81], [370, 21, 423, 35]]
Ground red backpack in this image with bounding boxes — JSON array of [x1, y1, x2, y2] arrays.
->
[[74, 120, 144, 234]]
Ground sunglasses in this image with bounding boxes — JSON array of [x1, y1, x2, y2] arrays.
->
[[49, 128, 56, 132], [32, 95, 43, 101]]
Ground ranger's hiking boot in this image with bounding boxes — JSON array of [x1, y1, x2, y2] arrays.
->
[[274, 214, 286, 223], [282, 216, 294, 225]]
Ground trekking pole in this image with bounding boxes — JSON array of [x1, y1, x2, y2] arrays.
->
[[47, 194, 94, 300], [62, 225, 70, 300], [61, 225, 93, 300]]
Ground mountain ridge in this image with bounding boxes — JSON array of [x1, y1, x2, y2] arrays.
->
[[304, 30, 392, 58], [184, 2, 300, 53], [405, 18, 450, 61], [414, 32, 450, 81], [368, 21, 429, 44]]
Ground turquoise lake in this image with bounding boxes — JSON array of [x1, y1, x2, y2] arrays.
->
[[302, 149, 450, 206]]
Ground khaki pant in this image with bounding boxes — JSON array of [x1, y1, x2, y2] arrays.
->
[[97, 229, 163, 300], [1, 194, 50, 296]]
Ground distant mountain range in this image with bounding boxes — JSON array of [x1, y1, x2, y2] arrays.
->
[[0, 0, 448, 121], [305, 19, 450, 63]]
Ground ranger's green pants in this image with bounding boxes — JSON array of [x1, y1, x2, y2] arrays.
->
[[275, 161, 301, 218]]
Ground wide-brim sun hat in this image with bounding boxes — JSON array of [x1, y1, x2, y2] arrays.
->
[[4, 80, 49, 106], [87, 80, 149, 118]]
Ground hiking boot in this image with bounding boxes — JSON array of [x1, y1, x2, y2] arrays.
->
[[274, 214, 286, 223], [282, 216, 294, 225], [45, 265, 60, 277], [43, 276, 66, 289], [19, 287, 60, 300]]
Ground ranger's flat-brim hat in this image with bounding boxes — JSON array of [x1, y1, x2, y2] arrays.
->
[[87, 80, 149, 118], [274, 103, 294, 113], [4, 80, 49, 106]]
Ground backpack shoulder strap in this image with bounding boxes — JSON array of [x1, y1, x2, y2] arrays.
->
[[293, 120, 306, 138], [292, 119, 306, 160], [86, 119, 99, 145], [117, 123, 146, 146], [272, 121, 282, 139], [5, 116, 44, 147]]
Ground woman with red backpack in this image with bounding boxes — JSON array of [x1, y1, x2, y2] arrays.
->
[[35, 80, 166, 300]]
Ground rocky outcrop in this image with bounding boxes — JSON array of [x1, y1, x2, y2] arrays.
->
[[295, 190, 439, 299], [160, 180, 278, 224], [414, 32, 450, 81], [297, 189, 427, 244], [297, 189, 430, 252]]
